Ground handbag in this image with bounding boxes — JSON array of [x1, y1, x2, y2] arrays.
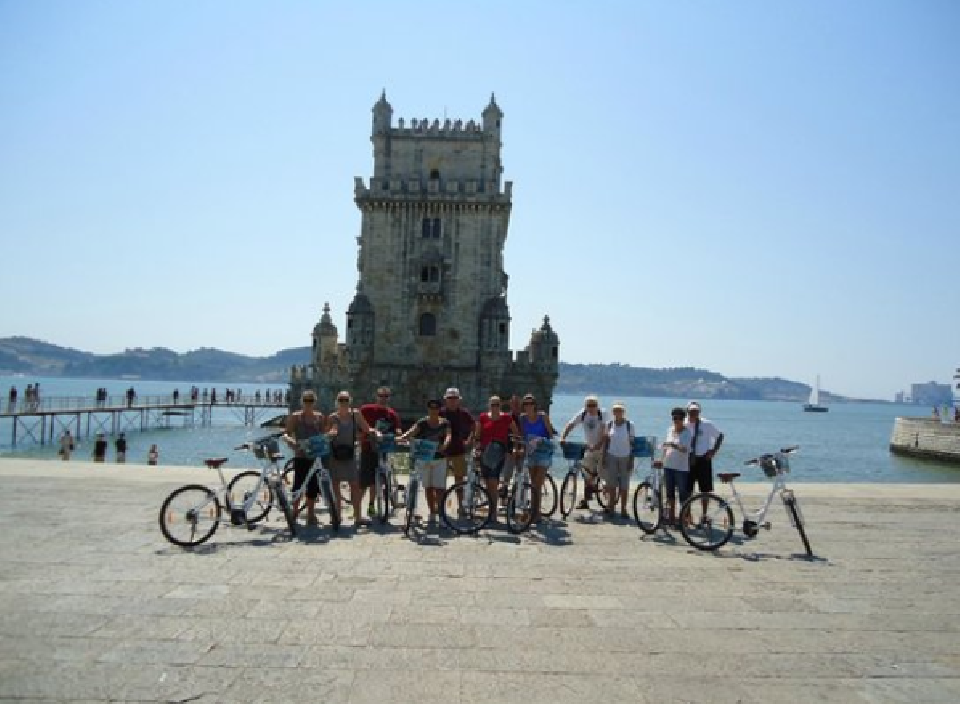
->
[[332, 410, 357, 460]]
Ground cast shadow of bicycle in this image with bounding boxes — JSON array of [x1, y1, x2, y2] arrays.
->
[[640, 528, 830, 565], [477, 518, 573, 547], [154, 524, 299, 556]]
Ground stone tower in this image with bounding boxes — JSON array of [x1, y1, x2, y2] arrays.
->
[[291, 92, 559, 421]]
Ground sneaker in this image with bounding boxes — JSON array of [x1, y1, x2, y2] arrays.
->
[[576, 499, 590, 510], [427, 514, 437, 528], [306, 513, 319, 527], [367, 505, 376, 517], [620, 509, 629, 519]]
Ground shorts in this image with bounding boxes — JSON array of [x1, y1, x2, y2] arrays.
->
[[359, 448, 378, 489], [292, 456, 320, 500], [602, 454, 632, 492], [664, 468, 691, 505], [446, 453, 467, 478], [420, 458, 447, 489], [689, 455, 714, 493], [329, 457, 358, 484], [501, 453, 517, 485]]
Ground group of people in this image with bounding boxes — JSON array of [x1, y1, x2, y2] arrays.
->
[[283, 387, 725, 532], [57, 429, 159, 465], [7, 383, 41, 412]]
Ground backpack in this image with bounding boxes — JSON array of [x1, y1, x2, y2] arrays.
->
[[580, 409, 603, 422], [606, 419, 633, 436]]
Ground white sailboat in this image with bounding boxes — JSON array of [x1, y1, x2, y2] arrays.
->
[[803, 375, 828, 413]]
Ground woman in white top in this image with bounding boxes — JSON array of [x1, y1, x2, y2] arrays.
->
[[658, 407, 693, 526], [601, 402, 635, 518]]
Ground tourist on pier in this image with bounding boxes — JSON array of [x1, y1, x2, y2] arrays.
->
[[326, 391, 372, 528], [560, 395, 606, 510], [58, 430, 74, 461], [658, 408, 692, 527], [210, 388, 217, 404], [282, 391, 325, 526], [115, 433, 127, 463], [126, 387, 135, 408], [358, 387, 401, 517], [602, 402, 635, 518], [148, 444, 159, 465], [518, 393, 557, 524], [440, 388, 475, 516], [92, 433, 108, 462], [173, 388, 180, 404], [25, 384, 34, 410], [685, 401, 724, 514], [398, 398, 451, 528], [7, 386, 15, 412], [475, 395, 520, 521]]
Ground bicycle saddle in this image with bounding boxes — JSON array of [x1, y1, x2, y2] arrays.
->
[[204, 457, 229, 469], [717, 472, 740, 483]]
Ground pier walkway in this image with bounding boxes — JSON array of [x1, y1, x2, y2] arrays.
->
[[0, 458, 958, 703], [0, 395, 286, 446]]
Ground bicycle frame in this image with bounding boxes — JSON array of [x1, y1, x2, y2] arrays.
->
[[725, 471, 787, 528]]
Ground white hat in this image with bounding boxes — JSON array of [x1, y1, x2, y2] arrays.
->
[[444, 387, 461, 398], [687, 401, 701, 411]]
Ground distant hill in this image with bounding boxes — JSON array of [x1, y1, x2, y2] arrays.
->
[[0, 336, 858, 402]]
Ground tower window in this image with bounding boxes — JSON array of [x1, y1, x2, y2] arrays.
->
[[420, 265, 440, 283], [429, 169, 440, 180], [422, 218, 441, 238], [499, 323, 507, 335], [419, 313, 437, 336]]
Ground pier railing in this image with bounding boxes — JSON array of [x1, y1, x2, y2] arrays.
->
[[2, 394, 287, 416]]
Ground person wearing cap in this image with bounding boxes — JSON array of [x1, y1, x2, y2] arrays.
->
[[658, 407, 693, 527], [518, 394, 558, 524], [601, 402, 635, 518], [684, 401, 724, 509], [358, 387, 402, 518], [283, 391, 326, 526], [440, 387, 475, 516], [399, 398, 451, 527], [560, 395, 606, 510]]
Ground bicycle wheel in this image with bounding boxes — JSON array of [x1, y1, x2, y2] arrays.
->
[[404, 477, 419, 535], [541, 474, 558, 517], [441, 481, 492, 535], [321, 477, 340, 531], [273, 479, 297, 538], [679, 493, 734, 551], [784, 496, 813, 557], [282, 459, 296, 491], [559, 472, 578, 519], [505, 482, 534, 534], [595, 476, 610, 510], [226, 471, 272, 525], [374, 471, 390, 524], [632, 482, 661, 535], [159, 484, 220, 547]]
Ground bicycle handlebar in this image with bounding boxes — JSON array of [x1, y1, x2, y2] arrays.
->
[[744, 445, 800, 465]]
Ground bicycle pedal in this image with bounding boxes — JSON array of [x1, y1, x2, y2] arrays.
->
[[229, 508, 246, 526], [762, 522, 772, 530]]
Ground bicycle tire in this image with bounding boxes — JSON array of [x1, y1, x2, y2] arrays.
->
[[679, 492, 734, 551], [559, 472, 578, 519], [541, 474, 558, 517], [441, 481, 493, 535], [273, 479, 297, 538], [226, 471, 272, 525], [404, 477, 419, 535], [321, 477, 340, 531], [785, 496, 813, 557], [159, 484, 220, 547], [282, 459, 296, 491], [505, 482, 534, 534], [374, 471, 390, 524], [595, 476, 610, 510], [632, 481, 661, 535]]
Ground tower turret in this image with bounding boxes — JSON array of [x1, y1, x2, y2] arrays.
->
[[482, 93, 502, 134], [312, 302, 339, 366], [372, 89, 392, 134], [346, 285, 375, 375]]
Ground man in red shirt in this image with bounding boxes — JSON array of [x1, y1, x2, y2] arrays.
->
[[358, 386, 402, 517]]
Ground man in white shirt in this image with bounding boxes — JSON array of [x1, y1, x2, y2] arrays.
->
[[560, 395, 605, 510], [685, 401, 724, 499]]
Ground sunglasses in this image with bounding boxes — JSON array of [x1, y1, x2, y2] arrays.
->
[[378, 394, 390, 399], [302, 398, 316, 404], [490, 402, 501, 407], [585, 403, 598, 408], [337, 398, 350, 403]]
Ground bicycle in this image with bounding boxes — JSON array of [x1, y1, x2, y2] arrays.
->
[[441, 447, 493, 534], [678, 446, 813, 557], [370, 432, 401, 524], [627, 436, 661, 533], [505, 436, 555, 534], [225, 433, 286, 526], [403, 439, 436, 536], [275, 435, 341, 531], [158, 454, 295, 548], [558, 441, 612, 518]]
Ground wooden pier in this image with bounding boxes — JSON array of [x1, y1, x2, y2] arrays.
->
[[0, 395, 287, 447]]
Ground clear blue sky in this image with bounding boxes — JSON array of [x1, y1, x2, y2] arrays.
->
[[1, 0, 957, 400]]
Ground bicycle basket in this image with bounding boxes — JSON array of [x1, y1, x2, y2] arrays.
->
[[561, 441, 586, 460], [760, 454, 787, 477], [631, 436, 656, 458], [301, 435, 330, 459], [253, 438, 280, 460], [374, 432, 396, 453], [410, 439, 438, 462]]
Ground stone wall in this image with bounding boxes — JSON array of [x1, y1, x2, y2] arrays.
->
[[889, 417, 960, 464]]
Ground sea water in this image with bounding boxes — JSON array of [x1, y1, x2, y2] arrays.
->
[[1, 375, 957, 483]]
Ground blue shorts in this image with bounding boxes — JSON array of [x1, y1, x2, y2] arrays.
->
[[664, 468, 690, 505]]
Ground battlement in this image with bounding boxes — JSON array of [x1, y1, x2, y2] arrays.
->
[[354, 176, 513, 202], [389, 117, 486, 137]]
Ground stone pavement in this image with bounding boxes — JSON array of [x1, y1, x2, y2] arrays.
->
[[0, 458, 958, 703]]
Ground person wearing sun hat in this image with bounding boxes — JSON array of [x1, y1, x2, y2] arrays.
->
[[440, 387, 475, 516], [601, 401, 635, 518]]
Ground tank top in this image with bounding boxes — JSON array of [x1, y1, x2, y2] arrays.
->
[[331, 411, 357, 451], [294, 411, 323, 457], [520, 413, 549, 440]]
